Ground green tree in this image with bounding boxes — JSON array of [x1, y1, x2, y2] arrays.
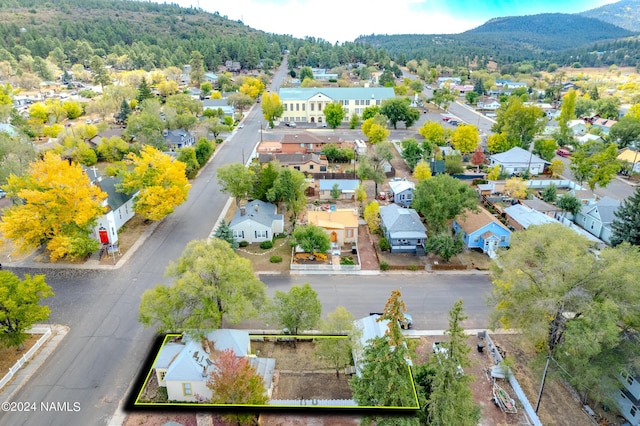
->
[[0, 152, 106, 261], [350, 290, 417, 423], [557, 89, 577, 145], [270, 283, 322, 335], [431, 87, 455, 110], [569, 141, 621, 190], [189, 50, 205, 86], [0, 271, 54, 349], [115, 99, 132, 124], [166, 93, 202, 116], [213, 219, 238, 250], [330, 183, 341, 200], [381, 97, 420, 129], [323, 102, 345, 129], [139, 239, 267, 333], [492, 97, 544, 150], [195, 137, 214, 166], [575, 96, 596, 118], [205, 116, 232, 140], [299, 66, 313, 81], [292, 224, 331, 254], [362, 105, 381, 120], [533, 139, 558, 162], [357, 141, 393, 196], [349, 112, 360, 129], [465, 91, 478, 105], [261, 92, 284, 128], [610, 187, 640, 247], [267, 168, 307, 227], [450, 124, 479, 154], [0, 132, 36, 185], [250, 161, 279, 202], [444, 153, 464, 175], [176, 146, 199, 179], [490, 224, 640, 405], [90, 55, 110, 89], [557, 194, 582, 217], [216, 163, 255, 207], [315, 306, 355, 377], [595, 96, 621, 119], [226, 92, 254, 113], [427, 300, 480, 426], [541, 184, 557, 203], [609, 116, 640, 149], [412, 174, 478, 233], [378, 69, 396, 87], [200, 81, 212, 99], [401, 138, 423, 170], [136, 77, 154, 104], [425, 234, 463, 262]]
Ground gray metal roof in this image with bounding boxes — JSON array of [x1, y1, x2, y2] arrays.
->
[[98, 176, 136, 211], [230, 199, 282, 228], [318, 179, 359, 191], [379, 204, 427, 236], [490, 146, 547, 164], [278, 87, 395, 102], [582, 196, 621, 225]]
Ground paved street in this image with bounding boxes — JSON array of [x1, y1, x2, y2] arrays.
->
[[0, 58, 494, 426]]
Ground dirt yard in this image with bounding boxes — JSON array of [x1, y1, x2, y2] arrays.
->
[[252, 339, 353, 401], [0, 334, 41, 392]]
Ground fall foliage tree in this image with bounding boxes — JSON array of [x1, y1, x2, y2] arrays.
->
[[261, 92, 283, 128], [419, 121, 447, 146], [364, 201, 381, 233], [413, 160, 432, 181], [487, 132, 511, 154], [239, 76, 265, 99], [0, 271, 54, 348], [0, 152, 106, 260], [504, 177, 528, 199], [207, 348, 268, 409], [450, 124, 479, 154], [548, 159, 565, 178], [119, 145, 191, 221]]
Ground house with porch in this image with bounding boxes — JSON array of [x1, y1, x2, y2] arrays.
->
[[453, 207, 511, 257], [307, 208, 359, 247], [574, 196, 620, 245], [388, 179, 415, 208], [154, 329, 275, 403], [489, 147, 548, 176], [228, 200, 284, 244], [379, 204, 427, 254], [318, 179, 359, 200], [477, 97, 501, 110]]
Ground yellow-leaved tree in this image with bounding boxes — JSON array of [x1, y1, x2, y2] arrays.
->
[[504, 177, 528, 199], [413, 160, 432, 181], [239, 76, 265, 99], [119, 145, 191, 221], [0, 152, 107, 261]]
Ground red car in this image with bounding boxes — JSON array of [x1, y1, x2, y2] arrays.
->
[[556, 148, 571, 157], [378, 192, 386, 200]]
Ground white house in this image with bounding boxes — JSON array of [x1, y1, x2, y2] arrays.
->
[[477, 97, 501, 110], [388, 179, 415, 208], [278, 87, 395, 125], [489, 147, 548, 176], [84, 167, 136, 245], [155, 329, 275, 403], [567, 119, 587, 136], [229, 200, 284, 244]]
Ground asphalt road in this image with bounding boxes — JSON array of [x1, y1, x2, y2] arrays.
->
[[0, 56, 495, 426]]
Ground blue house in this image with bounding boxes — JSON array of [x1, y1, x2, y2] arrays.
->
[[379, 204, 427, 254], [389, 179, 415, 208], [453, 207, 511, 257], [318, 179, 359, 200]]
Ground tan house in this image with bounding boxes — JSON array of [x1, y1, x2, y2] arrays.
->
[[258, 153, 328, 174], [280, 132, 347, 154], [307, 208, 359, 246]]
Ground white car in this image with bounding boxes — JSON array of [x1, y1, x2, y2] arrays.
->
[[237, 123, 244, 129]]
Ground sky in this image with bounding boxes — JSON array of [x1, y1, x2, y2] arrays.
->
[[164, 0, 620, 43]]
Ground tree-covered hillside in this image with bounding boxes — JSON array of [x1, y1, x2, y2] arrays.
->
[[580, 0, 640, 32], [0, 0, 388, 72], [356, 13, 637, 69]]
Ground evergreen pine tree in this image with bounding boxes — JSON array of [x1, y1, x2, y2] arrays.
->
[[213, 219, 238, 250], [427, 300, 480, 426], [136, 77, 154, 104], [610, 187, 640, 247], [116, 99, 132, 124]]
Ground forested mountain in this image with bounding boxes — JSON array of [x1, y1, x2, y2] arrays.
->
[[580, 0, 640, 32], [0, 0, 388, 72], [356, 13, 637, 70]]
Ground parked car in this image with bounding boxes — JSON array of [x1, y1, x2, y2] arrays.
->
[[378, 192, 386, 200], [0, 189, 6, 199], [286, 122, 296, 127], [556, 148, 571, 157], [449, 120, 460, 126]]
